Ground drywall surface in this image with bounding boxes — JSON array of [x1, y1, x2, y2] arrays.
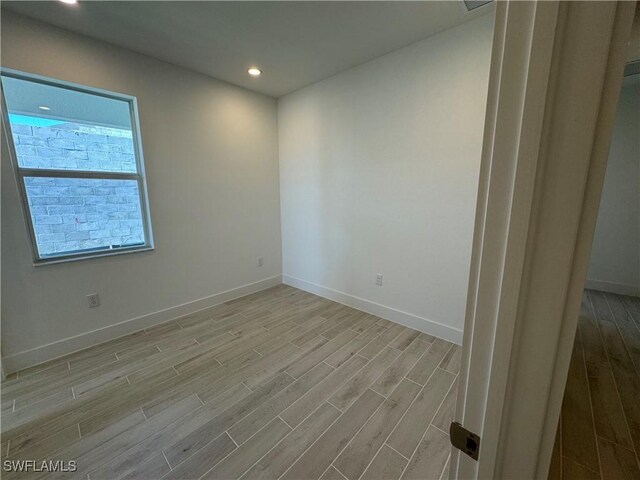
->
[[587, 77, 640, 297], [278, 14, 494, 342], [1, 11, 282, 370]]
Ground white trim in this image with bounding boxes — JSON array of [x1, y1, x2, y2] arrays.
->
[[283, 274, 463, 345], [584, 279, 640, 297], [2, 275, 282, 373]]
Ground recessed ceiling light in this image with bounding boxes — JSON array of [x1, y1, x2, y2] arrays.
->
[[38, 106, 51, 111], [59, 0, 78, 4], [247, 68, 262, 77]]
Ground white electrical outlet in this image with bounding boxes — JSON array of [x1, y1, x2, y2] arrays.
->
[[257, 257, 264, 267], [87, 293, 100, 308], [375, 274, 383, 286]]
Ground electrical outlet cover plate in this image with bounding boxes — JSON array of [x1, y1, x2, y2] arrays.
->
[[87, 293, 100, 308]]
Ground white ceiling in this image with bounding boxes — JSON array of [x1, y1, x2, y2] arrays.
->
[[2, 1, 493, 97]]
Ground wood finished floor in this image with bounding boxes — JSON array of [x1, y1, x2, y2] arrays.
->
[[0, 285, 460, 480], [549, 290, 640, 480]]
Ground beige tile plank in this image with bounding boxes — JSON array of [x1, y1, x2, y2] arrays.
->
[[360, 444, 407, 480], [38, 410, 147, 480], [13, 388, 74, 415], [585, 357, 633, 448], [286, 329, 360, 379], [562, 456, 601, 479], [561, 322, 601, 473], [605, 294, 640, 377], [242, 338, 325, 390], [400, 426, 450, 480], [431, 377, 458, 433], [597, 436, 640, 480], [48, 397, 200, 478], [154, 336, 199, 355], [439, 344, 461, 374], [163, 374, 293, 469], [370, 338, 430, 397], [216, 321, 302, 364], [120, 452, 171, 480], [358, 338, 388, 361], [190, 314, 256, 344], [7, 423, 80, 461], [86, 382, 254, 480], [161, 433, 236, 480], [328, 347, 400, 411], [405, 339, 453, 385], [74, 395, 203, 479], [322, 317, 365, 341], [290, 316, 338, 347], [418, 332, 436, 344], [4, 378, 131, 448], [195, 343, 301, 403], [348, 312, 380, 334], [375, 318, 394, 329], [325, 324, 388, 369], [440, 454, 451, 480], [281, 390, 385, 480], [389, 329, 421, 351], [200, 418, 291, 480], [321, 466, 350, 480], [334, 379, 421, 479], [367, 324, 405, 350], [387, 368, 455, 459], [620, 294, 640, 330], [78, 373, 176, 436], [229, 362, 333, 445], [254, 316, 329, 356], [242, 403, 341, 480], [69, 351, 118, 373], [14, 363, 71, 386], [281, 355, 369, 428], [588, 291, 640, 456], [114, 344, 161, 363], [7, 361, 180, 448]]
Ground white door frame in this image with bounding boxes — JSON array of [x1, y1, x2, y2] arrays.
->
[[452, 1, 636, 478]]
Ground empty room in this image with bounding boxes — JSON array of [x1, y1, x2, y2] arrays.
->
[[1, 1, 637, 480]]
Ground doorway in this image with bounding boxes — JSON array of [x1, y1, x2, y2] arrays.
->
[[549, 61, 640, 479]]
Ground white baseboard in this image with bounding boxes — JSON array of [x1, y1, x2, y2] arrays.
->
[[283, 274, 463, 345], [585, 279, 640, 297], [3, 275, 283, 373]]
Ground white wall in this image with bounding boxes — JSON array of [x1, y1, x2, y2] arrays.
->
[[586, 76, 640, 297], [1, 12, 282, 371], [278, 14, 494, 343]]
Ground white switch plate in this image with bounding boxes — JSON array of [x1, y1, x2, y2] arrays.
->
[[257, 257, 264, 267], [375, 274, 383, 286]]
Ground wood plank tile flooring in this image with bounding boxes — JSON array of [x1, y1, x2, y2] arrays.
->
[[549, 289, 640, 480], [0, 285, 459, 480]]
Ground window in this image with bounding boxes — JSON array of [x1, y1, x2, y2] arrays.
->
[[1, 70, 154, 264]]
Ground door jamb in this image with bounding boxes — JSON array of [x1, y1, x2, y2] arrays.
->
[[452, 1, 637, 478]]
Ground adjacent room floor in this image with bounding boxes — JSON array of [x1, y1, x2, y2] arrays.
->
[[0, 285, 460, 480], [549, 290, 640, 480]]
